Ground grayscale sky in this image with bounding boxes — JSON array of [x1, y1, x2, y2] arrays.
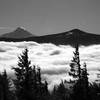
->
[[0, 0, 100, 35]]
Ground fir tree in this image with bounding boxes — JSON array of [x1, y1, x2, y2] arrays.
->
[[12, 48, 35, 100], [89, 83, 100, 100], [56, 81, 67, 100], [81, 63, 89, 91], [0, 70, 14, 100], [81, 63, 89, 100], [36, 67, 49, 100], [37, 67, 41, 84], [69, 43, 89, 100], [12, 48, 49, 100], [69, 43, 81, 79], [2, 70, 10, 100], [72, 63, 89, 100], [0, 73, 3, 100]]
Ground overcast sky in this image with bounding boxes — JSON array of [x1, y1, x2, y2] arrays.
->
[[0, 0, 100, 35]]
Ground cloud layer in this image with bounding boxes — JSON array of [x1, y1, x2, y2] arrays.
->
[[0, 41, 100, 89]]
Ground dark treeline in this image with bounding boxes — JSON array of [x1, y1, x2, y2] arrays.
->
[[0, 45, 100, 100]]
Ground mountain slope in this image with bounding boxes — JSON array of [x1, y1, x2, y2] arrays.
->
[[1, 27, 33, 39], [23, 29, 100, 46], [0, 28, 100, 46]]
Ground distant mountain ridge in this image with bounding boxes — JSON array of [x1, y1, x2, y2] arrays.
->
[[1, 27, 33, 39], [0, 28, 100, 46]]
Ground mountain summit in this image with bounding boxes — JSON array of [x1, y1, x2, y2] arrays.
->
[[1, 27, 33, 39]]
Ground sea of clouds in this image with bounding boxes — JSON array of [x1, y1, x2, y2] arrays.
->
[[0, 41, 100, 90]]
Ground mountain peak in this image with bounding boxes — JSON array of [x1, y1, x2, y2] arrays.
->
[[1, 27, 34, 39], [69, 28, 85, 33], [15, 27, 27, 32]]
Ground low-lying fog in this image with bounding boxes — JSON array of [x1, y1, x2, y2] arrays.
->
[[0, 41, 100, 89]]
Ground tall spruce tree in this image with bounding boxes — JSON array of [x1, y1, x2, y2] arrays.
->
[[51, 81, 66, 100], [81, 63, 89, 89], [69, 43, 89, 100], [69, 43, 81, 79], [13, 48, 49, 100], [36, 67, 49, 100], [73, 62, 89, 100], [12, 48, 35, 100], [0, 73, 3, 100], [2, 70, 10, 100], [81, 62, 89, 100], [0, 70, 14, 100]]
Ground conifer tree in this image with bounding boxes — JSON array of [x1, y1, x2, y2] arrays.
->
[[36, 67, 49, 100], [13, 48, 49, 100], [81, 62, 89, 100], [81, 63, 89, 88], [51, 81, 68, 100], [0, 70, 14, 100], [69, 44, 89, 100], [37, 67, 41, 84], [2, 70, 10, 100], [69, 43, 81, 79], [0, 73, 3, 100], [56, 81, 67, 100], [12, 48, 35, 100], [44, 80, 48, 93]]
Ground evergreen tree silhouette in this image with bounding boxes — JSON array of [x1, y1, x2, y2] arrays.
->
[[0, 73, 3, 100], [0, 70, 14, 100], [44, 80, 48, 94], [12, 48, 49, 100], [56, 81, 67, 100], [37, 67, 41, 84], [91, 83, 100, 100], [69, 43, 81, 79], [12, 48, 35, 100], [81, 62, 89, 100], [36, 67, 49, 100], [51, 81, 69, 100], [71, 63, 89, 100], [69, 44, 89, 100]]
